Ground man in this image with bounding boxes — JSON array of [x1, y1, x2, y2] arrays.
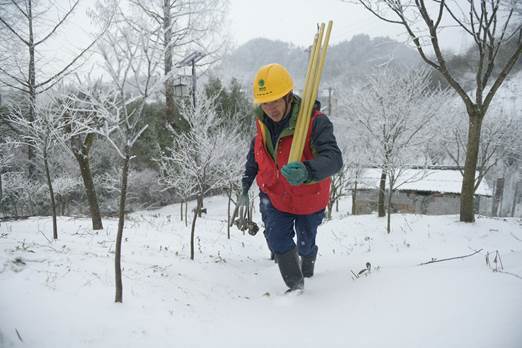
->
[[240, 63, 342, 293]]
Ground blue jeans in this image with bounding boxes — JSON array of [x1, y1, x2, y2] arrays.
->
[[259, 192, 325, 256]]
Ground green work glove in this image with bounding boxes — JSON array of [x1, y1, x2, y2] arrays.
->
[[281, 162, 309, 186], [237, 191, 249, 208]]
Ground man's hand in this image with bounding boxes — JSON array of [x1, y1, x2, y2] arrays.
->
[[237, 191, 249, 208], [281, 162, 309, 186]]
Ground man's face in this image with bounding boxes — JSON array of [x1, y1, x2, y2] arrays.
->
[[261, 97, 287, 122]]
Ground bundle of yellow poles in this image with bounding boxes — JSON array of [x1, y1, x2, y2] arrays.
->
[[288, 20, 333, 163]]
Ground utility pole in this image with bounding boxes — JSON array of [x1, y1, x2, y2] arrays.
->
[[328, 87, 332, 115]]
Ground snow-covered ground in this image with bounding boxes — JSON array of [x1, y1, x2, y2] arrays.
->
[[1, 195, 521, 348]]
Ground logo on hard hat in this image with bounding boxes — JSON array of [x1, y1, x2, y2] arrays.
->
[[258, 79, 266, 91]]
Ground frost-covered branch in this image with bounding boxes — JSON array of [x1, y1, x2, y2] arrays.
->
[[342, 66, 451, 231], [158, 90, 243, 258]]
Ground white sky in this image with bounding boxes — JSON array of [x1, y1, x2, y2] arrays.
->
[[227, 0, 471, 52], [28, 0, 472, 79], [70, 0, 470, 52]]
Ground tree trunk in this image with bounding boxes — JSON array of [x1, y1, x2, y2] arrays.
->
[[386, 189, 393, 234], [460, 112, 483, 222], [190, 194, 201, 260], [378, 170, 386, 217], [352, 181, 358, 215], [327, 181, 336, 219], [60, 197, 65, 216], [27, 2, 36, 177], [511, 181, 520, 217], [163, 0, 173, 121], [115, 154, 130, 303], [43, 154, 58, 239], [164, 57, 176, 128], [197, 195, 203, 217], [0, 173, 3, 215], [180, 199, 183, 221], [227, 188, 231, 240], [76, 151, 103, 230], [185, 201, 188, 227]]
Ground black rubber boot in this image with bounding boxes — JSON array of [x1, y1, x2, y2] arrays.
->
[[275, 247, 304, 292], [301, 246, 318, 278], [263, 229, 276, 262]]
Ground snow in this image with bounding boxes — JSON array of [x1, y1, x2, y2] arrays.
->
[[358, 168, 493, 196], [1, 195, 521, 348]]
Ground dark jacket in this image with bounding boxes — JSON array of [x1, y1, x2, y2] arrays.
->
[[242, 95, 342, 193]]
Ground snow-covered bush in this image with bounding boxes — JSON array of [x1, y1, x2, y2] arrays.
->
[[52, 176, 83, 215], [1, 172, 47, 217]]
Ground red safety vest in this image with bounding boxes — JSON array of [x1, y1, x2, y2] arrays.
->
[[254, 111, 331, 215]]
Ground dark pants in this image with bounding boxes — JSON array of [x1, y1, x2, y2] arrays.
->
[[259, 192, 324, 257]]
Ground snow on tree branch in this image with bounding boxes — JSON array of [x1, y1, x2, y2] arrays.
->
[[158, 90, 243, 198]]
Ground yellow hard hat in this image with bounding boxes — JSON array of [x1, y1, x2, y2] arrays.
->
[[253, 63, 293, 104]]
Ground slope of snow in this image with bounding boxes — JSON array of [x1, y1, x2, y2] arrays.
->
[[1, 195, 521, 348]]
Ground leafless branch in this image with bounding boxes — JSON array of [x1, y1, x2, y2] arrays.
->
[[418, 248, 483, 265], [9, 0, 29, 19], [35, 21, 111, 90], [483, 38, 522, 113], [0, 16, 29, 45], [34, 0, 80, 46], [357, 0, 404, 24]]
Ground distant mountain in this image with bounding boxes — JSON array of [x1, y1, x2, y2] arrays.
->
[[215, 34, 421, 91]]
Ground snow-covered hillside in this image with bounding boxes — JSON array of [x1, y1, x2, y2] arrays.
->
[[1, 195, 521, 348], [492, 69, 522, 115]]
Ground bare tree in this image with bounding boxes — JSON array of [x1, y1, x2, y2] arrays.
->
[[52, 176, 82, 216], [6, 94, 86, 238], [327, 136, 372, 219], [0, 0, 108, 175], [122, 0, 228, 130], [223, 146, 247, 239], [354, 0, 522, 222], [327, 166, 350, 219], [62, 89, 104, 230], [219, 114, 248, 239], [345, 66, 450, 232], [1, 172, 39, 217], [158, 91, 240, 259], [344, 143, 369, 216], [384, 161, 430, 233], [331, 105, 371, 216], [158, 156, 196, 227], [74, 17, 160, 303], [441, 106, 521, 193]]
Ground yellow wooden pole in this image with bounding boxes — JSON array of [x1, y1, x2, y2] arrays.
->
[[289, 24, 322, 162], [288, 21, 333, 163], [289, 23, 324, 162], [309, 20, 333, 118]]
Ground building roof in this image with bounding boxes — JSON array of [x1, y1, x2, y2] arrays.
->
[[357, 168, 492, 196]]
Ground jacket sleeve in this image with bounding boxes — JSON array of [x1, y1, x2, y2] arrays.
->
[[302, 115, 343, 181], [242, 137, 258, 193]]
